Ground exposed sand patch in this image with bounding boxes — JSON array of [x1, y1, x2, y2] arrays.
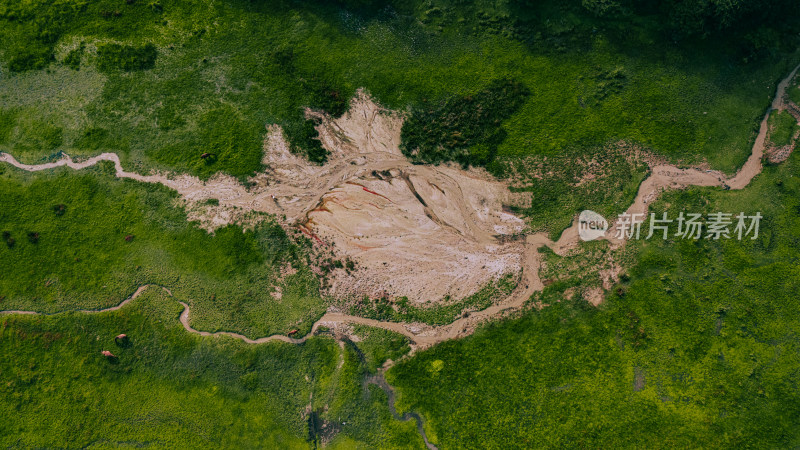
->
[[283, 90, 529, 303], [0, 89, 529, 304], [2, 63, 798, 344], [306, 165, 526, 303], [584, 287, 605, 307]]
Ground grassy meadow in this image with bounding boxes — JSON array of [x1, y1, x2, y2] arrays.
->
[[0, 163, 324, 339], [0, 1, 794, 177], [1, 0, 800, 447], [767, 109, 799, 147], [0, 288, 425, 448], [387, 145, 800, 448], [350, 324, 412, 373]]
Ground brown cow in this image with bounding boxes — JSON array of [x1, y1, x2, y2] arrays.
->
[[101, 350, 116, 358], [288, 329, 299, 336], [200, 152, 212, 159]]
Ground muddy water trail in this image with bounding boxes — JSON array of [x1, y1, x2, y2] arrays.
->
[[0, 285, 172, 317], [1, 63, 796, 449], [1, 63, 798, 347], [365, 371, 439, 450]]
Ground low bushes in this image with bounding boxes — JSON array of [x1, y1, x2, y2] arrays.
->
[[96, 42, 157, 73], [768, 110, 798, 147], [400, 78, 530, 168]]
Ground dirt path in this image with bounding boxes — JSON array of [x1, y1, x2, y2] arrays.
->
[[177, 235, 545, 348], [621, 63, 800, 219], [1, 64, 798, 350], [0, 284, 173, 317], [4, 91, 532, 305], [2, 64, 797, 450]]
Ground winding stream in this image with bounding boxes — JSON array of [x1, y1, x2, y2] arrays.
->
[[1, 63, 797, 448]]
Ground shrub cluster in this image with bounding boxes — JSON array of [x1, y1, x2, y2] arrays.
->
[[283, 118, 328, 164], [0, 0, 85, 72], [96, 43, 157, 73], [400, 78, 530, 168], [767, 110, 798, 148], [2, 231, 13, 248]]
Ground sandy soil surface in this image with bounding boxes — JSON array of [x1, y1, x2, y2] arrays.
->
[[1, 90, 528, 304], [1, 64, 797, 350], [2, 65, 796, 450]]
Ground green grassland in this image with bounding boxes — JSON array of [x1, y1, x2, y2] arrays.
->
[[0, 1, 796, 183], [511, 142, 650, 236], [387, 147, 800, 448], [0, 1, 796, 241], [789, 73, 800, 105], [0, 288, 425, 448], [0, 163, 324, 339], [767, 109, 799, 147], [2, 0, 800, 447], [345, 273, 517, 326], [350, 324, 412, 373]]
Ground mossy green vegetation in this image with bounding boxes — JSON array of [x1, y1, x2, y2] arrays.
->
[[0, 66, 107, 162], [96, 42, 158, 73], [62, 42, 85, 70], [387, 150, 800, 448], [400, 78, 530, 169], [767, 109, 798, 147], [0, 109, 16, 144], [350, 325, 412, 373], [147, 103, 265, 180], [510, 143, 649, 236], [0, 0, 797, 190], [789, 74, 800, 105], [346, 273, 516, 326], [0, 164, 322, 338], [283, 118, 328, 164], [0, 289, 424, 448]]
